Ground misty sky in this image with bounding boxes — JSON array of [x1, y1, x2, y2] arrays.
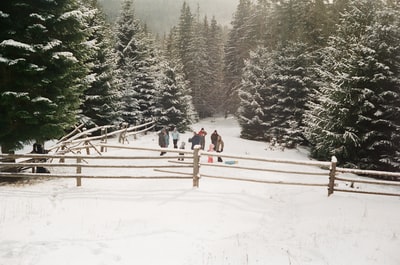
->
[[98, 0, 239, 34]]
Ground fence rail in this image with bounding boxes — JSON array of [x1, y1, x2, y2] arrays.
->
[[1, 145, 399, 197]]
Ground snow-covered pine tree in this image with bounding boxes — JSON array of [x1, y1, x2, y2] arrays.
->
[[237, 47, 268, 140], [224, 0, 254, 114], [176, 2, 194, 80], [186, 13, 212, 118], [114, 0, 139, 125], [238, 43, 311, 145], [0, 0, 89, 152], [155, 61, 194, 132], [132, 30, 159, 123], [304, 0, 400, 171], [115, 0, 158, 125], [206, 17, 225, 115], [80, 0, 119, 128]]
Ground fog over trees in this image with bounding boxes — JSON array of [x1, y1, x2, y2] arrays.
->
[[98, 0, 238, 34]]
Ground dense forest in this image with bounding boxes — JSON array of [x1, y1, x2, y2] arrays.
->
[[0, 0, 399, 172]]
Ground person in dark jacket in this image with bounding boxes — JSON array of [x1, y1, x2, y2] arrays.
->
[[158, 129, 167, 155], [210, 130, 219, 150], [216, 135, 224, 162], [190, 131, 201, 150]]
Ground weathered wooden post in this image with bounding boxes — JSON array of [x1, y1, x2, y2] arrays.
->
[[100, 127, 107, 152], [328, 156, 337, 196], [59, 144, 66, 163], [76, 152, 82, 187], [192, 145, 201, 188]]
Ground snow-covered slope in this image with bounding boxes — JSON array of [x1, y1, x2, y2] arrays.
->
[[0, 117, 399, 265]]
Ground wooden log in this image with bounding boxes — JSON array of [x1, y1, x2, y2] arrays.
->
[[328, 156, 337, 196], [334, 189, 400, 197], [201, 174, 327, 187], [193, 146, 200, 187]]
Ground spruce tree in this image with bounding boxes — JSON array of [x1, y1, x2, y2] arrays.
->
[[238, 43, 311, 145], [115, 0, 158, 125], [238, 48, 269, 140], [177, 2, 193, 79], [207, 17, 225, 114], [224, 0, 254, 114], [305, 0, 400, 171], [155, 62, 194, 132], [186, 13, 212, 118], [133, 30, 159, 123], [80, 0, 119, 127], [0, 0, 89, 152]]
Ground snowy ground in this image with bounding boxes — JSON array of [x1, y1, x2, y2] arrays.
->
[[0, 116, 399, 265]]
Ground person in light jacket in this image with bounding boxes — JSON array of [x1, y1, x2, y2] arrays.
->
[[171, 127, 180, 148]]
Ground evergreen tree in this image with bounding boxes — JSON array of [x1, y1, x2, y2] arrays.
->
[[133, 30, 159, 123], [224, 0, 254, 114], [114, 0, 158, 125], [80, 0, 119, 127], [114, 0, 139, 125], [186, 13, 212, 118], [305, 0, 400, 171], [0, 0, 89, 152], [267, 0, 330, 49], [206, 16, 225, 114], [238, 43, 311, 145], [176, 2, 193, 79], [238, 48, 269, 140], [155, 62, 194, 131]]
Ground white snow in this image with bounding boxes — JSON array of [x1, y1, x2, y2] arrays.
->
[[0, 39, 35, 52], [0, 11, 9, 18], [52, 52, 78, 62], [0, 116, 399, 265]]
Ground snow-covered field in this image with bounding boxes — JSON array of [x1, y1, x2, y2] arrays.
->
[[0, 117, 399, 265]]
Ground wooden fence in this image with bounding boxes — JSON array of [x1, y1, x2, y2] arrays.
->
[[1, 144, 399, 197], [48, 120, 155, 156]]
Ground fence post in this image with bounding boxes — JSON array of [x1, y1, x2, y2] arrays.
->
[[100, 128, 107, 152], [328, 156, 337, 196], [59, 144, 66, 163], [76, 152, 82, 187], [193, 146, 201, 188]]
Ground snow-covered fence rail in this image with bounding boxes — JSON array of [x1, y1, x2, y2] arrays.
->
[[196, 149, 332, 189], [327, 159, 400, 197], [1, 146, 399, 197], [0, 149, 194, 187]]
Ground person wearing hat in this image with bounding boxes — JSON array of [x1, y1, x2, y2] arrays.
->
[[210, 130, 219, 151], [198, 128, 207, 150]]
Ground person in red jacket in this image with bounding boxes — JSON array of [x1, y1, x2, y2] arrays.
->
[[198, 128, 207, 150]]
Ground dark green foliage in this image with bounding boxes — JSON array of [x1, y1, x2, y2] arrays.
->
[[155, 63, 193, 132], [80, 0, 119, 127], [238, 43, 311, 145], [305, 0, 400, 171], [114, 0, 160, 125], [0, 0, 89, 151]]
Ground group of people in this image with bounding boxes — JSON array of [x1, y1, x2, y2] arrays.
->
[[157, 126, 225, 162], [158, 127, 183, 156]]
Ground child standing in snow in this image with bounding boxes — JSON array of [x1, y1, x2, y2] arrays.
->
[[207, 143, 214, 163], [171, 127, 179, 148], [178, 142, 186, 161]]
